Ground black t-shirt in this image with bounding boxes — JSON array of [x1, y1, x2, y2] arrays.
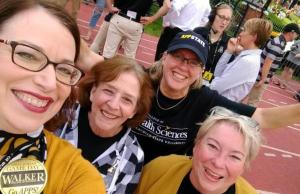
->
[[114, 0, 153, 17], [77, 107, 127, 162], [194, 27, 231, 74], [177, 171, 236, 194], [177, 171, 200, 194], [132, 86, 255, 163]]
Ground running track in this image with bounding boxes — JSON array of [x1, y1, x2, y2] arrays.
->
[[75, 3, 300, 194]]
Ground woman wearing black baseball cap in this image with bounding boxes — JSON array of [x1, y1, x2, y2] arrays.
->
[[131, 30, 300, 164]]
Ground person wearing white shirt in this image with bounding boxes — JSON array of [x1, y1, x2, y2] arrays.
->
[[210, 18, 273, 102], [154, 0, 211, 60]]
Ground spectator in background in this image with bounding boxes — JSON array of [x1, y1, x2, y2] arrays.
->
[[136, 107, 262, 194], [294, 1, 300, 16], [288, 0, 299, 9], [91, 0, 170, 55], [102, 0, 170, 59], [194, 3, 233, 85], [278, 39, 300, 89], [247, 23, 300, 106], [84, 0, 106, 41], [210, 18, 273, 102], [154, 0, 211, 61], [90, 13, 113, 54]]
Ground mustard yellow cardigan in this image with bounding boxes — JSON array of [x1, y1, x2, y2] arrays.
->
[[136, 154, 258, 194]]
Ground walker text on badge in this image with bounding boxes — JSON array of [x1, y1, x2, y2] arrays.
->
[[0, 159, 47, 194]]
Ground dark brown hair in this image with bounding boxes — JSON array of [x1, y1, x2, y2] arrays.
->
[[78, 56, 154, 128], [0, 0, 81, 130]]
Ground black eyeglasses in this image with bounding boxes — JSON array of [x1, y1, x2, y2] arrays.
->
[[216, 13, 231, 23], [169, 52, 204, 68], [0, 39, 84, 86], [210, 106, 260, 131]]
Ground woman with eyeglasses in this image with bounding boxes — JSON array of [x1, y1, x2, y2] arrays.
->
[[0, 0, 105, 193], [194, 3, 233, 85], [56, 56, 154, 194], [132, 30, 300, 164], [136, 107, 261, 194]]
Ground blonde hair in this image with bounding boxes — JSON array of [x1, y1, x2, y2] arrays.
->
[[243, 18, 273, 47], [195, 106, 263, 168]]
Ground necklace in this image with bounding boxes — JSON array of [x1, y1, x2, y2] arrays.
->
[[156, 87, 187, 111]]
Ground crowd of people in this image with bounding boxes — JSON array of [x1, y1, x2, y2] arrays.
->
[[1, 0, 300, 194]]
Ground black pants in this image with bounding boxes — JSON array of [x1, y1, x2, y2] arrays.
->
[[155, 27, 183, 61]]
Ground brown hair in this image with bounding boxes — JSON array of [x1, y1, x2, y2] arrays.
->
[[78, 56, 154, 128], [208, 3, 233, 26], [0, 0, 81, 130], [244, 18, 273, 48]]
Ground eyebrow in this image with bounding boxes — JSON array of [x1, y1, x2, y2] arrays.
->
[[217, 14, 231, 19], [19, 40, 75, 64], [207, 137, 246, 157]]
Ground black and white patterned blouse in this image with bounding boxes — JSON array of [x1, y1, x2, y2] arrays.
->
[[55, 105, 144, 194]]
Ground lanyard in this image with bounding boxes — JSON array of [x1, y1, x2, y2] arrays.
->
[[208, 33, 222, 72]]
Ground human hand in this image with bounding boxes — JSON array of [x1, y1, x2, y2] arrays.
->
[[140, 16, 154, 25], [108, 6, 119, 13], [227, 38, 238, 54], [227, 38, 244, 55]]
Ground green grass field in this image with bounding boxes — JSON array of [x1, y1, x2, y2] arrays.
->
[[143, 3, 163, 37]]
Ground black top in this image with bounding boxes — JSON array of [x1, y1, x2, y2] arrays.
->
[[132, 85, 255, 163], [194, 26, 231, 74], [77, 107, 127, 162], [177, 171, 200, 194], [114, 0, 153, 18], [177, 171, 236, 194]]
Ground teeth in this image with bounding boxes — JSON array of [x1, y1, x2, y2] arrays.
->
[[205, 168, 223, 180], [173, 72, 186, 80], [14, 91, 48, 108], [101, 110, 117, 119]]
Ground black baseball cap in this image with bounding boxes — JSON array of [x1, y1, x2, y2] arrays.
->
[[283, 23, 300, 34], [167, 31, 208, 65]]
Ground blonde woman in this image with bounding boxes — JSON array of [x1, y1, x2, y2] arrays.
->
[[136, 107, 261, 194]]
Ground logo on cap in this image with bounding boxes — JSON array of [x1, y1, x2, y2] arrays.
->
[[180, 34, 206, 47]]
